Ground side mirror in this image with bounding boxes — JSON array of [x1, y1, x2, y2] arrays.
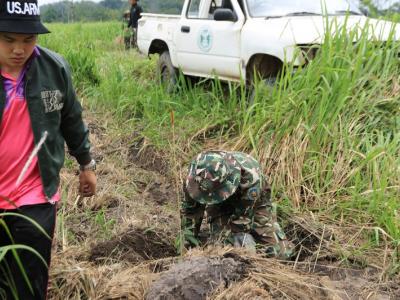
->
[[214, 8, 237, 22]]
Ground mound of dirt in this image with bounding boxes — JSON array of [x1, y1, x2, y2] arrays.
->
[[145, 255, 249, 300], [89, 227, 176, 264]]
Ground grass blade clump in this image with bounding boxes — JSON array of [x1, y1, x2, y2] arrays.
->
[[247, 20, 400, 247]]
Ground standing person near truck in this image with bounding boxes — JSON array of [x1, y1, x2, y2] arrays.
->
[[0, 0, 97, 299], [182, 150, 294, 259], [122, 10, 132, 49], [127, 0, 143, 49]]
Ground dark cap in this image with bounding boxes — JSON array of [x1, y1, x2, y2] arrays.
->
[[0, 0, 50, 34]]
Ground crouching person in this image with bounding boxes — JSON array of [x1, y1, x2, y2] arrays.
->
[[181, 151, 293, 259]]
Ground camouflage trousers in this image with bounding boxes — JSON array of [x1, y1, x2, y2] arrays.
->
[[124, 28, 137, 50], [182, 193, 294, 259]]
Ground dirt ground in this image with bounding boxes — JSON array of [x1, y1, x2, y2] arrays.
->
[[48, 111, 400, 300], [89, 227, 176, 264], [146, 255, 249, 300]]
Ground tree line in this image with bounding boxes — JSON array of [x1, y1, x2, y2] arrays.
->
[[362, 0, 400, 18], [40, 0, 184, 23], [40, 0, 398, 23]]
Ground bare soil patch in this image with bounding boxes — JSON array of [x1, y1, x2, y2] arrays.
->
[[87, 121, 106, 137], [140, 179, 176, 205], [129, 135, 169, 175], [291, 261, 395, 299], [87, 121, 107, 162], [89, 227, 176, 264]]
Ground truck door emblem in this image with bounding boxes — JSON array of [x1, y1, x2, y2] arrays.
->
[[197, 27, 213, 52]]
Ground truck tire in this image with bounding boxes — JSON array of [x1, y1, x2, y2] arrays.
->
[[248, 77, 277, 105], [158, 51, 178, 93]]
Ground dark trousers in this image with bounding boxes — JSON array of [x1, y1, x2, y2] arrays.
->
[[0, 203, 56, 300]]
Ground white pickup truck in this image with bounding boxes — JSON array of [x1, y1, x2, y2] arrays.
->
[[137, 0, 399, 88]]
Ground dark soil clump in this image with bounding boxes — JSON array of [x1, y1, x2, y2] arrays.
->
[[145, 256, 249, 300], [89, 227, 176, 264]]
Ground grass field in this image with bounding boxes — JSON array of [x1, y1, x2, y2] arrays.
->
[[35, 21, 400, 298]]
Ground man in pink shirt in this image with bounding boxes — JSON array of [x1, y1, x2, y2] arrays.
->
[[0, 1, 97, 299]]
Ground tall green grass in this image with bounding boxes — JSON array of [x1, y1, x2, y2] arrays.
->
[[40, 22, 121, 86], [0, 212, 49, 299], [247, 22, 400, 244], [40, 21, 400, 259]]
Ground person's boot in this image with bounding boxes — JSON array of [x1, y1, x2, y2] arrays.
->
[[232, 232, 256, 253]]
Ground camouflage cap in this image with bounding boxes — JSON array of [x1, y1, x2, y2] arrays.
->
[[186, 151, 241, 205], [231, 152, 261, 188]]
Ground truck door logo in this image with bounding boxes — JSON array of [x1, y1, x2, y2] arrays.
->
[[197, 27, 213, 52]]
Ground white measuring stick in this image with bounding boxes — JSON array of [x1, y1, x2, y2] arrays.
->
[[16, 131, 48, 187]]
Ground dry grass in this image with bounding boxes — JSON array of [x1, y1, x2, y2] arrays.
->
[[49, 246, 396, 299], [48, 106, 399, 299]]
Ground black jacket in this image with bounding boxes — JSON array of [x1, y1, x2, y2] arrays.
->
[[0, 46, 92, 200], [128, 4, 143, 28]]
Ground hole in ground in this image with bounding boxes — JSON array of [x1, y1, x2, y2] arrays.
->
[[89, 227, 177, 264]]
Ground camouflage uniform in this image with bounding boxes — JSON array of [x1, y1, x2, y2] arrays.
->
[[182, 151, 293, 259]]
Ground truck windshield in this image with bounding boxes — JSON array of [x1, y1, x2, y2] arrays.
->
[[246, 0, 362, 18]]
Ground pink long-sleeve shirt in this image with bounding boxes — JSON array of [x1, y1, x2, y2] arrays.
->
[[0, 50, 59, 209]]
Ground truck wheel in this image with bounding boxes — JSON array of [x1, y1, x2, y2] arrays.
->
[[158, 51, 178, 93], [248, 77, 277, 106]]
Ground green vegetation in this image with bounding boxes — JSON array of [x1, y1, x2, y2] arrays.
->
[[39, 20, 399, 267], [362, 0, 400, 19], [39, 0, 400, 23], [40, 0, 183, 23], [94, 209, 117, 238], [0, 213, 49, 298]]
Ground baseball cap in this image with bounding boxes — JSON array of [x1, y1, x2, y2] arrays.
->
[[0, 0, 50, 34]]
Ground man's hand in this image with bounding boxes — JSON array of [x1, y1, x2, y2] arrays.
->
[[79, 170, 97, 197]]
